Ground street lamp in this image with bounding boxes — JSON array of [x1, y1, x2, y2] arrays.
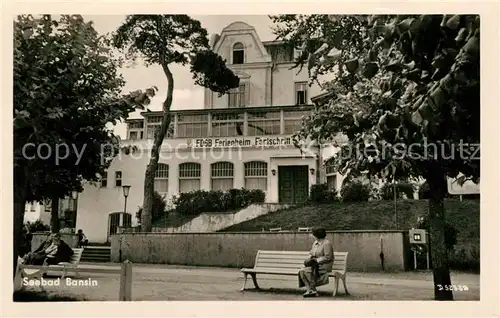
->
[[122, 185, 131, 214], [393, 180, 398, 230], [120, 185, 131, 263], [68, 191, 79, 232]]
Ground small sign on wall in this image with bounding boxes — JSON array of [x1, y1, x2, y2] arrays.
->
[[409, 229, 427, 244]]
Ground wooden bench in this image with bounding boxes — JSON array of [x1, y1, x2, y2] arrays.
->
[[241, 250, 349, 296], [297, 227, 312, 232], [269, 227, 282, 232], [17, 247, 84, 281]]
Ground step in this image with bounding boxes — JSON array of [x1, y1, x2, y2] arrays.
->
[[81, 257, 110, 262], [80, 256, 111, 262], [80, 247, 111, 263], [83, 250, 110, 255]]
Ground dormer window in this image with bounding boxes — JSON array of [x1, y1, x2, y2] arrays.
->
[[232, 42, 244, 64]]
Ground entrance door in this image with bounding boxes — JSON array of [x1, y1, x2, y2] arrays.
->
[[278, 165, 309, 204], [108, 213, 121, 241], [123, 213, 132, 228]]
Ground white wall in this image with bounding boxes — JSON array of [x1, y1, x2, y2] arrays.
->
[[205, 21, 323, 109], [76, 138, 320, 243]]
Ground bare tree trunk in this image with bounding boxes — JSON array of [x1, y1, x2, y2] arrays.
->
[[141, 63, 174, 232], [13, 167, 27, 277], [50, 196, 60, 233], [426, 163, 454, 300]]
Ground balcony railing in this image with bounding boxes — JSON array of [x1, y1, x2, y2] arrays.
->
[[127, 105, 315, 140]]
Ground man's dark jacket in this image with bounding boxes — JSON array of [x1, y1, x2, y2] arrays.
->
[[48, 240, 74, 264]]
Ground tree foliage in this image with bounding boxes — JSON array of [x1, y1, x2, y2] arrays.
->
[[113, 15, 239, 231], [15, 14, 156, 199], [379, 182, 416, 200], [13, 14, 155, 272], [270, 14, 480, 301], [271, 14, 479, 183], [135, 191, 168, 224]]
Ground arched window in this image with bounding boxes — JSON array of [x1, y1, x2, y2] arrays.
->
[[154, 164, 169, 195], [211, 162, 234, 191], [232, 42, 244, 64], [179, 162, 201, 193], [244, 161, 268, 191]]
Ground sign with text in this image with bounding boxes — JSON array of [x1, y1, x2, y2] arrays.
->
[[409, 229, 427, 244], [190, 136, 294, 148]]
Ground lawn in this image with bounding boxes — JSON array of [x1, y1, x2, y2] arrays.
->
[[220, 199, 479, 247]]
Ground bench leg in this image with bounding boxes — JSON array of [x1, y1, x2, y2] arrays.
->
[[342, 276, 350, 295], [240, 273, 248, 291], [332, 276, 339, 297], [250, 273, 261, 290], [14, 263, 23, 291]]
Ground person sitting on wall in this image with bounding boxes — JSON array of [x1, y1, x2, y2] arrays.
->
[[298, 227, 335, 298], [20, 233, 74, 265], [77, 229, 89, 248]]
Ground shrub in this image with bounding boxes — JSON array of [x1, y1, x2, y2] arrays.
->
[[380, 182, 416, 200], [417, 216, 458, 250], [448, 245, 479, 272], [418, 181, 453, 199], [340, 181, 371, 202], [309, 183, 338, 204], [136, 191, 168, 223], [172, 188, 266, 215], [25, 220, 50, 232]]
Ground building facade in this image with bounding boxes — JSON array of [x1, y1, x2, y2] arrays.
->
[[24, 197, 78, 229], [74, 21, 344, 243]]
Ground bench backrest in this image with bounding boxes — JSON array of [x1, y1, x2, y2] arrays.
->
[[254, 250, 348, 273], [68, 248, 84, 264], [297, 227, 312, 232], [269, 227, 282, 232]]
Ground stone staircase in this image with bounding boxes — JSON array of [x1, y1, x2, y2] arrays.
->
[[80, 246, 111, 263]]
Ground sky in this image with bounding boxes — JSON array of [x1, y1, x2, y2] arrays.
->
[[86, 15, 276, 137]]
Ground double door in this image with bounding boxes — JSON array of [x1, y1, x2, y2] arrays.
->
[[278, 165, 309, 204]]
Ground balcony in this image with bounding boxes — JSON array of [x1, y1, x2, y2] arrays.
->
[[126, 104, 316, 141]]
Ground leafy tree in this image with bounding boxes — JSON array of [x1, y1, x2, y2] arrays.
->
[[113, 15, 240, 231], [135, 191, 168, 224], [14, 14, 155, 274], [270, 14, 479, 300], [380, 181, 416, 200]]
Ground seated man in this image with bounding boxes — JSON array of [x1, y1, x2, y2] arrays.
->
[[20, 233, 74, 265], [77, 229, 89, 248]]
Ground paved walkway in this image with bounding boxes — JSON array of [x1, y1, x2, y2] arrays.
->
[[22, 263, 480, 301]]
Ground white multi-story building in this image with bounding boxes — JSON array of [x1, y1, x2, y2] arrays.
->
[[74, 21, 345, 243], [24, 197, 78, 229]]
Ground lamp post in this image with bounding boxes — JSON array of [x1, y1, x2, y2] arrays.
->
[[393, 180, 398, 230], [70, 191, 78, 232], [122, 185, 131, 215], [120, 185, 131, 263]]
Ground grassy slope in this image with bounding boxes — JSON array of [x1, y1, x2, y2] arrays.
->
[[152, 213, 197, 229], [220, 199, 479, 246], [152, 210, 239, 229]]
